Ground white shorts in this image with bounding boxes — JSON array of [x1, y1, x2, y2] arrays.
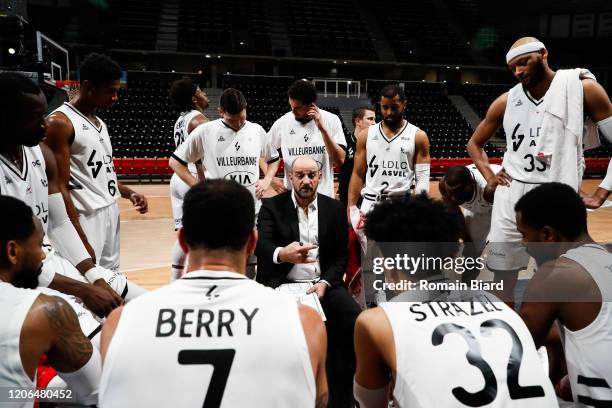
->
[[359, 196, 378, 215], [170, 173, 191, 230], [42, 249, 130, 298], [463, 208, 491, 256], [79, 202, 120, 271], [486, 180, 539, 272]]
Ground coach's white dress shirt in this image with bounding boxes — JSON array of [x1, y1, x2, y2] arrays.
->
[[273, 192, 324, 282]]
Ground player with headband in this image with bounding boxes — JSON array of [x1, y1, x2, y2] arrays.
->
[[467, 36, 612, 302]]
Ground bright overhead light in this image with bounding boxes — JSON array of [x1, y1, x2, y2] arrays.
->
[[455, 66, 460, 69], [205, 54, 211, 58], [343, 61, 347, 64], [239, 42, 244, 45], [171, 70, 175, 73], [8, 48, 15, 55], [348, 81, 351, 85]]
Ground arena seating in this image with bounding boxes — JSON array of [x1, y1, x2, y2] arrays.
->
[[286, 0, 376, 60], [178, 0, 272, 55], [366, 80, 502, 158], [97, 73, 608, 179], [460, 83, 510, 140], [108, 0, 163, 50], [100, 74, 185, 162], [222, 74, 294, 131], [370, 1, 472, 64]]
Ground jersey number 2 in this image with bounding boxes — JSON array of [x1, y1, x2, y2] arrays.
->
[[178, 349, 235, 407], [431, 319, 545, 407]]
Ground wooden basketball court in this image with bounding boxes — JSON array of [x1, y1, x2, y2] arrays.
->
[[120, 180, 612, 290]]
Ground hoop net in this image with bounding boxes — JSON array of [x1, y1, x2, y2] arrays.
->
[[55, 80, 80, 101]]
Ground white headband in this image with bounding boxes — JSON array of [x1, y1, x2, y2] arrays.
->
[[506, 41, 546, 64]]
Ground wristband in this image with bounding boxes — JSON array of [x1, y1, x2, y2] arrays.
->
[[84, 266, 104, 284]]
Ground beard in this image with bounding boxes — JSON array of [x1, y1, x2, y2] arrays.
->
[[296, 186, 314, 199], [383, 114, 403, 128], [13, 264, 43, 289], [524, 60, 545, 89], [294, 115, 311, 124]]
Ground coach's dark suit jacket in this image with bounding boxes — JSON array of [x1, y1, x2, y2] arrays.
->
[[256, 191, 348, 289]]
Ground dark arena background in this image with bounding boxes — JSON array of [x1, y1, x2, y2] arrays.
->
[[1, 0, 610, 284]]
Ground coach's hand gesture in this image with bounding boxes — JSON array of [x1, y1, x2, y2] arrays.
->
[[279, 241, 318, 264]]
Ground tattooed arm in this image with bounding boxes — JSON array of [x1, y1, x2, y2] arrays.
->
[[40, 294, 94, 371], [21, 294, 100, 400]]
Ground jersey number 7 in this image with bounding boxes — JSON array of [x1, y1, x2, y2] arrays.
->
[[178, 349, 236, 407]]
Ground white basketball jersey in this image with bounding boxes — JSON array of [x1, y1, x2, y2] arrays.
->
[[0, 145, 49, 234], [502, 85, 553, 183], [99, 270, 315, 408], [561, 244, 612, 406], [461, 164, 502, 214], [173, 119, 278, 212], [269, 110, 347, 197], [380, 291, 557, 408], [51, 103, 118, 213], [0, 282, 39, 404], [173, 110, 202, 174], [361, 120, 418, 198]]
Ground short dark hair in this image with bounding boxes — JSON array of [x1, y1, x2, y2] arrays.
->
[[0, 196, 35, 264], [366, 194, 460, 244], [79, 53, 121, 86], [288, 79, 317, 105], [365, 195, 461, 273], [169, 77, 198, 111], [515, 182, 587, 240], [444, 166, 472, 188], [381, 83, 406, 101], [220, 88, 247, 114], [182, 179, 255, 251], [352, 106, 374, 126], [0, 72, 42, 130]]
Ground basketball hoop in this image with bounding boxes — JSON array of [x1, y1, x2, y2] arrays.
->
[[55, 80, 80, 101]]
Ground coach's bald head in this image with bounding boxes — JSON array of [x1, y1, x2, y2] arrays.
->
[[290, 156, 320, 202]]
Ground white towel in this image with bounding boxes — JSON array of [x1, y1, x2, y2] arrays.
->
[[535, 68, 598, 190]]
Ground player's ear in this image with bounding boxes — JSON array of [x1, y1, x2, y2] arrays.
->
[[246, 229, 257, 256], [5, 241, 19, 266], [177, 228, 189, 255], [540, 226, 556, 242]]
